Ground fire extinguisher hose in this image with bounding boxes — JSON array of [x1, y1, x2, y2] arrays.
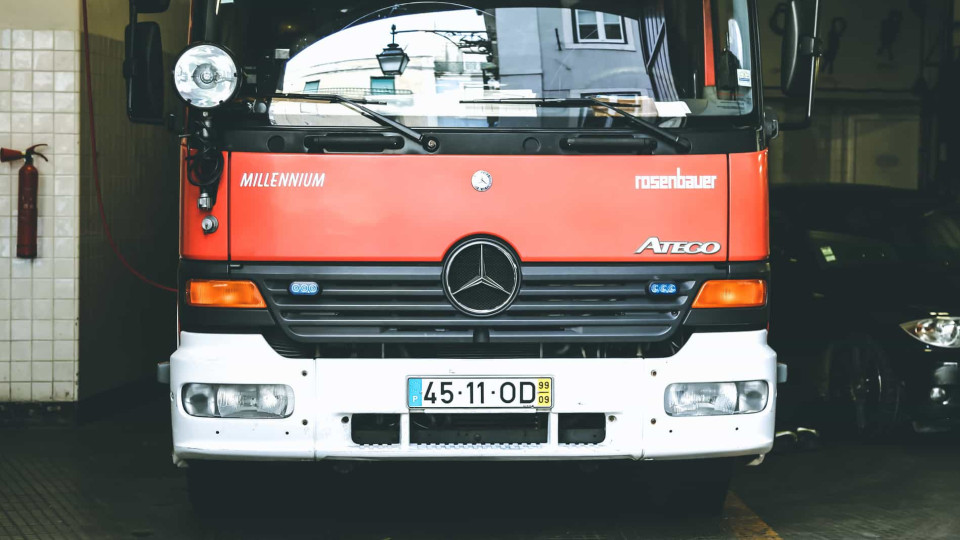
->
[[81, 0, 177, 293]]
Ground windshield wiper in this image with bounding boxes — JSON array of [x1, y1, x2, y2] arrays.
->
[[460, 97, 692, 153], [274, 93, 426, 147]]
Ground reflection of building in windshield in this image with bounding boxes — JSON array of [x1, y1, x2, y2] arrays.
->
[[270, 4, 751, 126], [498, 8, 653, 100], [279, 9, 655, 110], [284, 11, 490, 101]]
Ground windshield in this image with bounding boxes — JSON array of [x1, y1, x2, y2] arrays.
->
[[203, 0, 758, 130]]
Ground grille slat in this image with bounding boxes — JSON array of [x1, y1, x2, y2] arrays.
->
[[282, 313, 678, 326], [276, 301, 457, 312], [316, 286, 445, 297], [252, 264, 702, 344], [518, 285, 650, 297], [273, 298, 686, 312]]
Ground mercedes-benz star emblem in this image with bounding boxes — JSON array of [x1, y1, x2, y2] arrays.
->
[[442, 239, 520, 317], [471, 170, 493, 192]]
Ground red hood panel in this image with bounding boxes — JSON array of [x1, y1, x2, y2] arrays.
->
[[227, 153, 730, 262]]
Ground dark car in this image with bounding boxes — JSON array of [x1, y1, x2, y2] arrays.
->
[[769, 184, 960, 436]]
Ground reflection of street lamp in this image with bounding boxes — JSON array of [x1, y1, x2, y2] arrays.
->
[[377, 23, 492, 76], [377, 25, 411, 76]]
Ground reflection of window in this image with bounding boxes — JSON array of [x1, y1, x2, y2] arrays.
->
[[574, 10, 626, 44], [370, 76, 396, 95], [436, 78, 461, 94], [303, 80, 320, 93]]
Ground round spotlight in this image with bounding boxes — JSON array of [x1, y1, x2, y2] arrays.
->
[[174, 43, 240, 109]]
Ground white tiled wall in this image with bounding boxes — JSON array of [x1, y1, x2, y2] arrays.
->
[[0, 29, 80, 403]]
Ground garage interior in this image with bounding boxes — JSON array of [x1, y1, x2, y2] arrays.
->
[[1, 0, 959, 538]]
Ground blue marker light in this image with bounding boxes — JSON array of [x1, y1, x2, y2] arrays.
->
[[649, 282, 679, 296], [289, 281, 320, 296]]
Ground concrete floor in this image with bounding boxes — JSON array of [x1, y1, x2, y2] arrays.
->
[[2, 397, 959, 539]]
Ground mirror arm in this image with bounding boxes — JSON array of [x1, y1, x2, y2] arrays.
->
[[125, 1, 138, 79], [798, 36, 822, 57], [125, 0, 138, 119], [781, 36, 823, 131], [781, 0, 823, 131]]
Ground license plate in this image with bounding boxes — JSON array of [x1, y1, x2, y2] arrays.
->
[[407, 377, 553, 409]]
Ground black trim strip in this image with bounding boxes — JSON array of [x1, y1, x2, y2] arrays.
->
[[218, 127, 762, 156], [683, 307, 769, 330]]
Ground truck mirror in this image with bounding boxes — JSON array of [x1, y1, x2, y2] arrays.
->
[[124, 21, 165, 124], [779, 0, 822, 130], [132, 0, 170, 14]]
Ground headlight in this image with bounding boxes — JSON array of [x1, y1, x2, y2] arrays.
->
[[173, 44, 240, 109], [901, 317, 960, 349], [183, 383, 216, 417], [182, 384, 294, 418], [664, 381, 769, 417]]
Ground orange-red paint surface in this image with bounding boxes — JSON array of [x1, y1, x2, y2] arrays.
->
[[703, 0, 716, 87], [181, 148, 229, 260], [728, 150, 769, 261], [226, 153, 737, 262]]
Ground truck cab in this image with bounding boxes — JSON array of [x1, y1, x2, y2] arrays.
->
[[125, 0, 821, 513]]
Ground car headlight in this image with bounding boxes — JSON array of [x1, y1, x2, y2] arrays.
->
[[901, 316, 960, 349], [664, 381, 769, 417], [182, 384, 294, 418], [173, 44, 240, 109]]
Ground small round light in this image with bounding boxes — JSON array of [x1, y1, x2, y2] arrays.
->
[[174, 44, 240, 109]]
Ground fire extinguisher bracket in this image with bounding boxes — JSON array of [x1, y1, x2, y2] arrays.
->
[[1, 144, 49, 259]]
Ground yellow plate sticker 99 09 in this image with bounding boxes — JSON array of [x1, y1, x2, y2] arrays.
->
[[537, 378, 552, 408]]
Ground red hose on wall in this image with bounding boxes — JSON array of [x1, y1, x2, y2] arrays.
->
[[81, 0, 177, 293]]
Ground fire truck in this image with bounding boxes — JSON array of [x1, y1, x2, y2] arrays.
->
[[124, 0, 820, 512]]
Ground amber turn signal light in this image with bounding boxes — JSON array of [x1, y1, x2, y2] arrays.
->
[[186, 280, 267, 308], [692, 280, 767, 309]]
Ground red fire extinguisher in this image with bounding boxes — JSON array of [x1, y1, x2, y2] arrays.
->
[[1, 144, 48, 259]]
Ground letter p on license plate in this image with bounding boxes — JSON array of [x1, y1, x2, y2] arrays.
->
[[408, 377, 553, 409]]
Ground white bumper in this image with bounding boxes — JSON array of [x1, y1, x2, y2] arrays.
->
[[169, 331, 777, 462]]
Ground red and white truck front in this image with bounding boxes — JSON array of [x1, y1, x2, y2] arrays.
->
[[124, 0, 821, 512]]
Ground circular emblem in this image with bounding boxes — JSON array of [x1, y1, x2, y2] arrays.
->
[[442, 239, 520, 317], [471, 170, 493, 192]]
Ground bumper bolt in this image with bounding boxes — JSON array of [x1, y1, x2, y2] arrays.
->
[[650, 370, 657, 377], [650, 418, 657, 425], [302, 419, 308, 426]]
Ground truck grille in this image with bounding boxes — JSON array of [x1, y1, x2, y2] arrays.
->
[[253, 264, 705, 345]]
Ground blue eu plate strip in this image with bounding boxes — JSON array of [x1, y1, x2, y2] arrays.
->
[[408, 379, 423, 408]]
